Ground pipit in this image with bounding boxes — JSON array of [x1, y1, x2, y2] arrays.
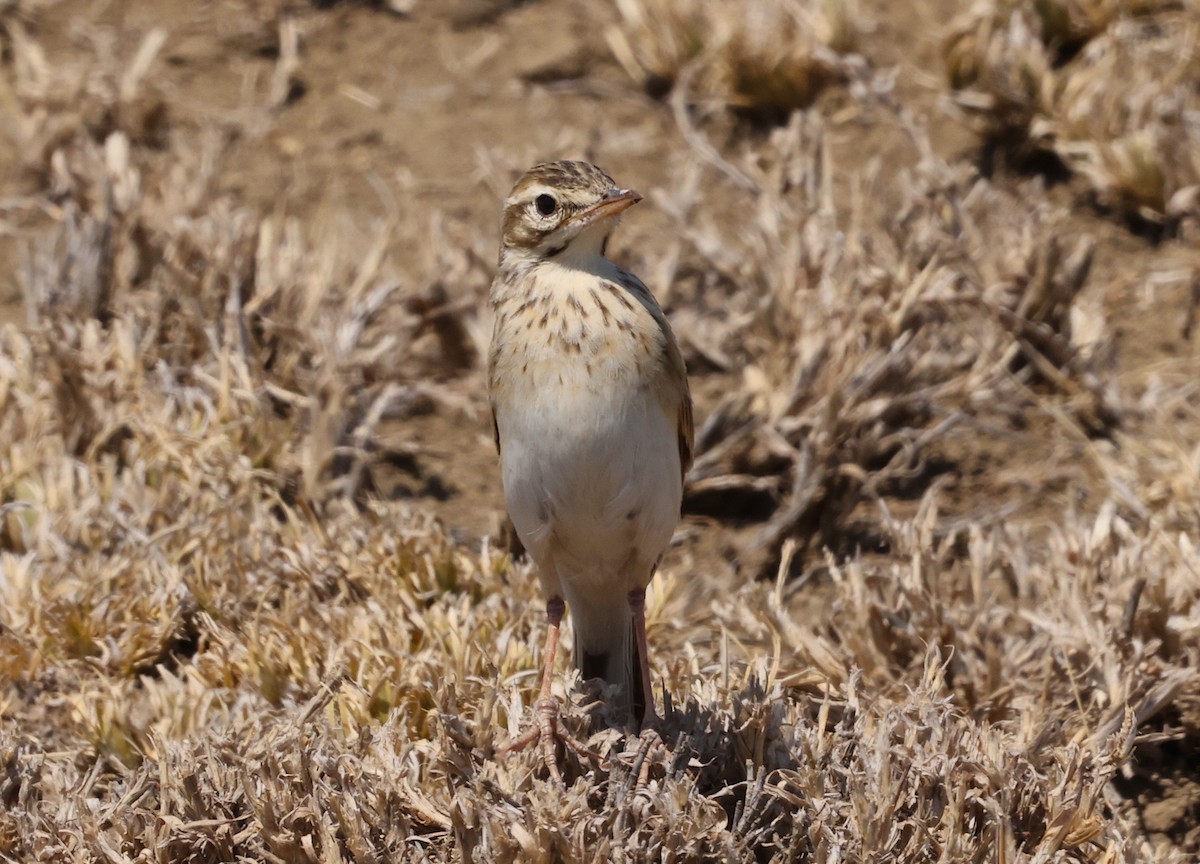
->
[[488, 161, 693, 777]]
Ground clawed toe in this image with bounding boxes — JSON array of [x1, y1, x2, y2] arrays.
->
[[501, 697, 604, 784], [613, 719, 668, 788]]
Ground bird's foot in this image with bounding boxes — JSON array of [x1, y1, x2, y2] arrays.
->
[[500, 697, 603, 785], [617, 709, 668, 788]]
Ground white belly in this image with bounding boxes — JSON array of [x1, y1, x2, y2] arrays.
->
[[497, 370, 681, 600]]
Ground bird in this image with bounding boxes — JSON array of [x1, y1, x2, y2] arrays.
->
[[487, 161, 693, 777]]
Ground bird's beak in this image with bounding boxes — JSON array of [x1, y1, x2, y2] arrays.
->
[[571, 188, 643, 228]]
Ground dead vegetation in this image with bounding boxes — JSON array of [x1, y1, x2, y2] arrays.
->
[[606, 0, 862, 117], [1, 0, 1199, 861], [657, 110, 1115, 575], [945, 0, 1200, 226]]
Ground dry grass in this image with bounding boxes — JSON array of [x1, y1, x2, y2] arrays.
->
[[606, 0, 862, 117], [656, 111, 1115, 574], [945, 0, 1200, 225], [1024, 0, 1177, 47], [1053, 12, 1200, 221], [1, 1, 1199, 861]]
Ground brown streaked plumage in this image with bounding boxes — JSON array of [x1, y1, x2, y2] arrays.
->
[[487, 161, 693, 780]]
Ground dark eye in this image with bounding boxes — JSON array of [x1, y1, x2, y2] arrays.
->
[[535, 194, 557, 216]]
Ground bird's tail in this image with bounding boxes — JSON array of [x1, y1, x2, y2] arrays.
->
[[573, 597, 643, 725]]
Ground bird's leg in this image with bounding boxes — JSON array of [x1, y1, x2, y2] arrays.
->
[[625, 585, 668, 787], [627, 586, 662, 733], [501, 595, 601, 783]]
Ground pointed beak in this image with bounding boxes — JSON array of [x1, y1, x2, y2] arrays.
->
[[570, 188, 643, 228]]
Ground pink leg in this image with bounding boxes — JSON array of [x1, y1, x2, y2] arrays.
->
[[500, 596, 601, 783], [535, 596, 566, 708], [627, 587, 662, 732]]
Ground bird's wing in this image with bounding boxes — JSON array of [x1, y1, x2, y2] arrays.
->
[[668, 332, 694, 483], [617, 270, 694, 484], [486, 327, 502, 456]]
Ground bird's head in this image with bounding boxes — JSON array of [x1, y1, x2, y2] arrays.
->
[[499, 161, 641, 266]]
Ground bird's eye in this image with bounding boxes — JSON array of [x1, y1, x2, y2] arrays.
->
[[535, 194, 557, 216]]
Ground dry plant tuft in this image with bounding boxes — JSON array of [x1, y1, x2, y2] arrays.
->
[[944, 4, 1056, 143], [1053, 12, 1200, 222], [945, 0, 1200, 224], [3, 17, 170, 173], [605, 0, 709, 98], [607, 0, 862, 116], [715, 0, 858, 120], [1025, 0, 1177, 48], [653, 110, 1116, 575]]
